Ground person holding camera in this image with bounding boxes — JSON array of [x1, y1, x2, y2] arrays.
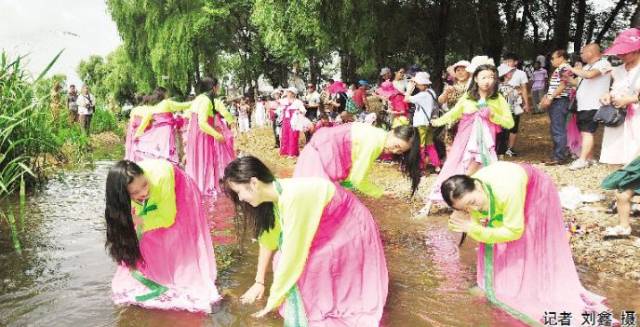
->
[[76, 85, 96, 135]]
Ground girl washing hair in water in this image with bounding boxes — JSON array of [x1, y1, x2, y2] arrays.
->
[[104, 159, 221, 313]]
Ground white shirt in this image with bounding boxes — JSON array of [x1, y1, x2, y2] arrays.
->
[[506, 69, 528, 87], [576, 58, 612, 111], [304, 91, 321, 107], [610, 63, 640, 98], [76, 93, 96, 115], [393, 79, 408, 93], [409, 90, 436, 127]]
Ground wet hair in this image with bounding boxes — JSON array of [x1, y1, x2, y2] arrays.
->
[[104, 160, 144, 267], [392, 125, 422, 196], [440, 174, 477, 208], [467, 64, 500, 101], [198, 77, 219, 103], [222, 156, 276, 239], [149, 87, 168, 105]]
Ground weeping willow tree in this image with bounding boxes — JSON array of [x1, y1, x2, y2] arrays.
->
[[107, 0, 219, 94]]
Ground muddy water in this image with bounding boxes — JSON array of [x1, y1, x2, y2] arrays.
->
[[0, 161, 638, 327]]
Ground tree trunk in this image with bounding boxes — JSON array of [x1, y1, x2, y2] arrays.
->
[[430, 0, 451, 94], [309, 54, 321, 86], [585, 15, 596, 44], [632, 0, 640, 27], [476, 0, 503, 64], [518, 0, 530, 52], [573, 0, 587, 53], [596, 0, 627, 43], [340, 51, 358, 83], [554, 0, 573, 49], [523, 0, 539, 49]]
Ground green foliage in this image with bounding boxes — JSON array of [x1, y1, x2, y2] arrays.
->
[[1, 51, 121, 199], [91, 107, 122, 136]]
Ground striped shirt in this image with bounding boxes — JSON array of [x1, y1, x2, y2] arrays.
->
[[547, 63, 574, 98]]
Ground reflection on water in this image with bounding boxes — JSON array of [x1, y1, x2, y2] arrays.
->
[[0, 161, 638, 326]]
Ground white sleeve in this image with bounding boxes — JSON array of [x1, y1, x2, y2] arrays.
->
[[517, 70, 528, 85], [594, 60, 612, 74]]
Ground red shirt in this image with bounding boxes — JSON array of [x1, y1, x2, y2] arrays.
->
[[352, 88, 366, 108]]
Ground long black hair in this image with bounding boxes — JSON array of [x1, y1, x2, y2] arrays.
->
[[149, 87, 168, 105], [467, 64, 500, 101], [392, 125, 422, 196], [222, 156, 276, 239], [104, 160, 144, 267], [441, 174, 477, 208], [441, 174, 478, 246], [198, 77, 219, 103]]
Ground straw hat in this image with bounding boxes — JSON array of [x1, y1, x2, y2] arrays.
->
[[446, 60, 471, 77]]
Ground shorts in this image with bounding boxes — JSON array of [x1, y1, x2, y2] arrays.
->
[[577, 109, 598, 133], [507, 113, 521, 134]]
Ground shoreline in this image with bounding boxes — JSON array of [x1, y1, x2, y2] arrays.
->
[[235, 125, 640, 283]]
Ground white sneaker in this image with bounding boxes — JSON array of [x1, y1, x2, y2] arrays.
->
[[603, 225, 632, 237], [569, 159, 589, 171]]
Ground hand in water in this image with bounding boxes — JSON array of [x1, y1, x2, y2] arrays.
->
[[240, 283, 265, 304]]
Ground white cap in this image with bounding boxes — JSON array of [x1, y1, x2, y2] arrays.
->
[[285, 86, 298, 95], [466, 55, 496, 73], [497, 63, 515, 77], [412, 72, 432, 85]]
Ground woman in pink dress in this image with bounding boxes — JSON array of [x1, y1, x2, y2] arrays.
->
[[421, 60, 513, 215], [441, 161, 610, 325], [294, 122, 422, 197], [105, 159, 221, 313], [183, 77, 236, 197], [131, 87, 192, 164], [223, 156, 387, 326], [279, 87, 306, 157], [124, 95, 151, 161]]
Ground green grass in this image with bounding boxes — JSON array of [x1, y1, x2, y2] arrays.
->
[[1, 50, 122, 201]]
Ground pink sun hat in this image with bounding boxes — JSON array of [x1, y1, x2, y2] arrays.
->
[[376, 81, 401, 98], [328, 80, 347, 94], [604, 28, 640, 56]]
